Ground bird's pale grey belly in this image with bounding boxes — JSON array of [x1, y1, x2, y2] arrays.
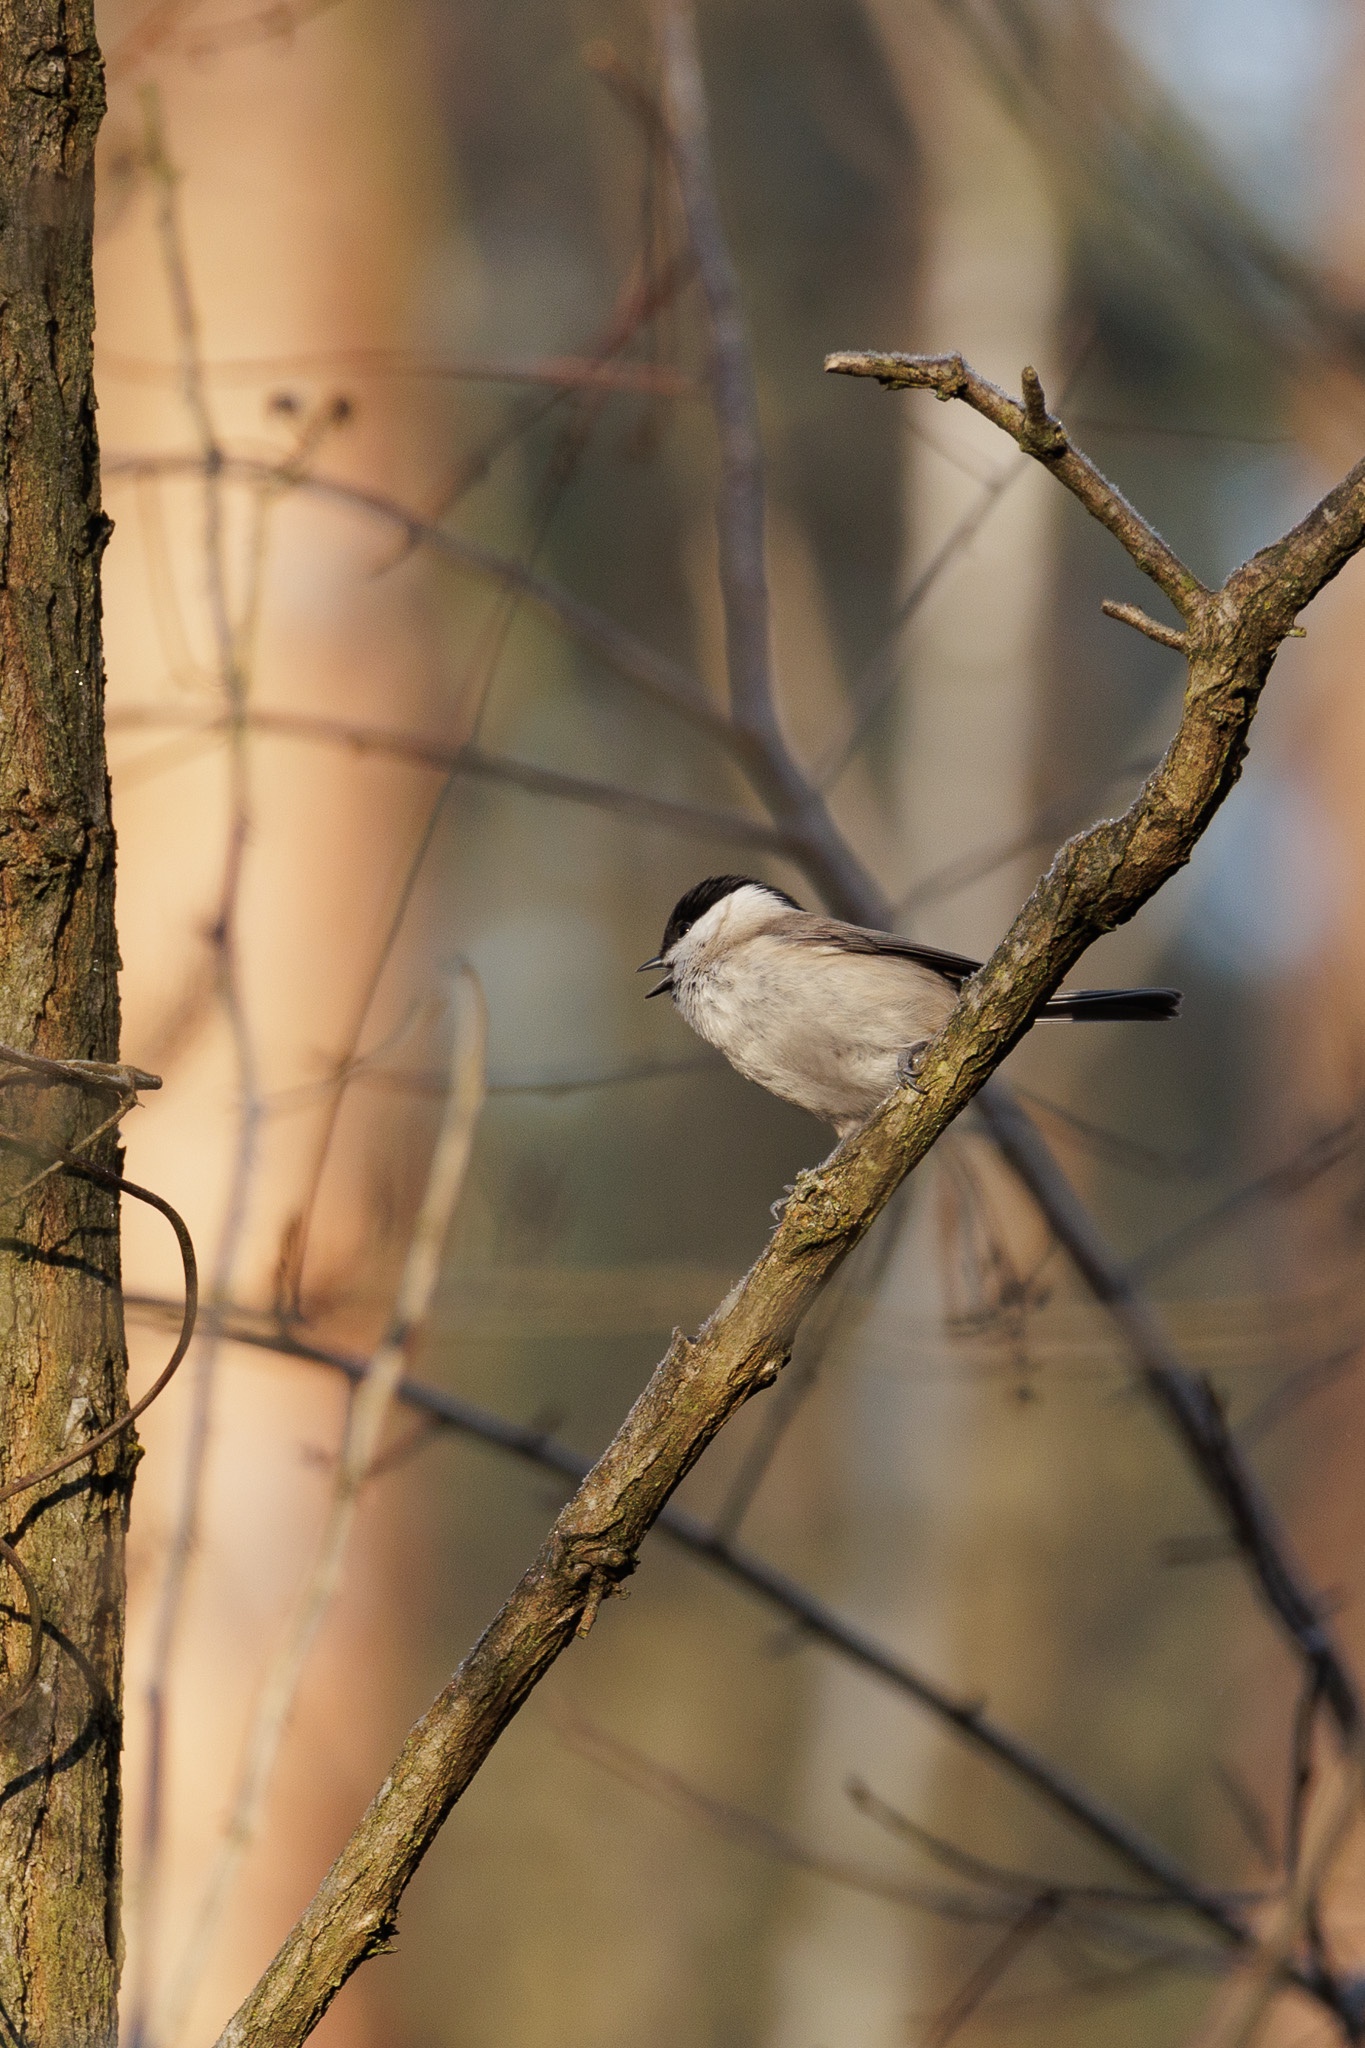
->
[[675, 940, 957, 1129]]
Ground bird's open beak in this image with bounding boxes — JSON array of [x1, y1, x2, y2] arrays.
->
[[638, 953, 672, 997]]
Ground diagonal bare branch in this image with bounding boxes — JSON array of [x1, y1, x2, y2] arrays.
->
[[980, 1088, 1362, 1744], [819, 346, 1365, 1751], [825, 351, 1209, 618], [214, 373, 1365, 2039]]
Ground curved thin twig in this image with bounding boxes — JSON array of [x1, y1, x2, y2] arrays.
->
[[0, 1143, 198, 1514], [0, 1540, 45, 1732], [0, 1140, 197, 1729]]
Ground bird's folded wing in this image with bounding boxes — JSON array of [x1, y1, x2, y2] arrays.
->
[[806, 921, 982, 988]]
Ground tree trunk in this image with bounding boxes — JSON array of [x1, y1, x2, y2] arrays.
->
[[0, 9, 127, 2043]]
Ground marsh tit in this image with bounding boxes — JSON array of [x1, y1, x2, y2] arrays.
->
[[640, 875, 1181, 1139]]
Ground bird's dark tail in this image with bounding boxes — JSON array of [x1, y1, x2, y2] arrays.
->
[[1041, 987, 1182, 1022]]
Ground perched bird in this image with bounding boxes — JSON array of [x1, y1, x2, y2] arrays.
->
[[640, 875, 1180, 1139]]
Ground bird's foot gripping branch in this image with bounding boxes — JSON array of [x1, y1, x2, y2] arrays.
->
[[216, 357, 1365, 2048]]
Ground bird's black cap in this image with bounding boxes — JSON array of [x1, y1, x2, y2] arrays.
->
[[659, 875, 802, 956]]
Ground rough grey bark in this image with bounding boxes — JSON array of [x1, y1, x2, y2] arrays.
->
[[0, 10, 128, 2043]]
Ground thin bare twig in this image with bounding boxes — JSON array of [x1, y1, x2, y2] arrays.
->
[[1101, 598, 1190, 652], [817, 452, 1029, 789], [131, 98, 270, 2047], [979, 1086, 1363, 1746], [1012, 1084, 1209, 1182], [1238, 1349, 1365, 1451], [558, 1717, 1220, 1991], [101, 347, 698, 397], [253, 1052, 719, 1113], [557, 1714, 1046, 1926], [825, 351, 1207, 618], [923, 1894, 1063, 2048], [0, 1149, 198, 1517], [0, 1138, 197, 1729], [107, 709, 792, 853], [1189, 1752, 1365, 2048], [154, 969, 486, 2047], [845, 1778, 1229, 1909], [1130, 1116, 1363, 1282], [3, 1097, 138, 1206], [892, 754, 1161, 916], [1215, 1765, 1280, 1875], [660, 6, 773, 741], [0, 1044, 160, 1096], [1288, 1673, 1327, 1882], [818, 331, 1100, 793]]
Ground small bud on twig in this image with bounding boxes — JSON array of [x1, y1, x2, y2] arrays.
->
[[1019, 366, 1068, 458]]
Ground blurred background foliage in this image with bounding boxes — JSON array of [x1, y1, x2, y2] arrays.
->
[[87, 0, 1365, 2043]]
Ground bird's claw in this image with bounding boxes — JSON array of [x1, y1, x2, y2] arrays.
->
[[896, 1039, 932, 1090]]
